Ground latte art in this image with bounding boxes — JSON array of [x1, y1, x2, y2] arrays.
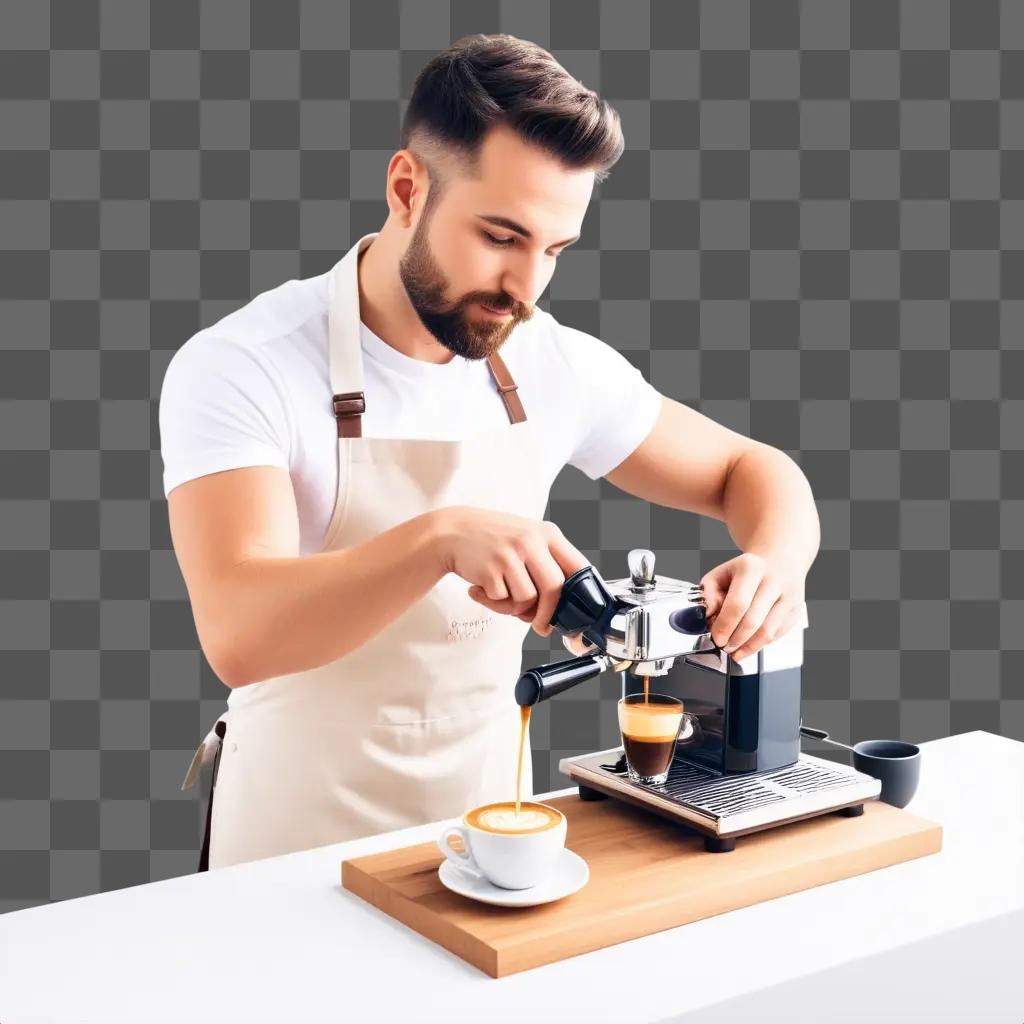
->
[[438, 706, 565, 890], [477, 808, 553, 832], [465, 801, 562, 835]]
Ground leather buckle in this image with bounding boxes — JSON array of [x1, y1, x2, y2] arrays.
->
[[333, 392, 366, 417]]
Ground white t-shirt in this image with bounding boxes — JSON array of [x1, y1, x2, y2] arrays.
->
[[159, 268, 663, 556]]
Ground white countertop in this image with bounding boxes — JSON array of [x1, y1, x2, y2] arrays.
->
[[2, 730, 1023, 1024]]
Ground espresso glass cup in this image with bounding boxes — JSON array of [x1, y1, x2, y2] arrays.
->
[[617, 693, 685, 785], [437, 801, 567, 890]]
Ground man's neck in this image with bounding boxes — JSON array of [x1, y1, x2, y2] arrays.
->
[[355, 228, 457, 365]]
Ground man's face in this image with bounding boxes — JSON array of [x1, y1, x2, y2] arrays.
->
[[398, 124, 594, 360]]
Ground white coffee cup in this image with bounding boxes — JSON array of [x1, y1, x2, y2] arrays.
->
[[437, 801, 567, 890]]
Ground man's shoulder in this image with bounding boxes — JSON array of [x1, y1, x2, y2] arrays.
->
[[200, 271, 330, 350], [165, 271, 330, 377]]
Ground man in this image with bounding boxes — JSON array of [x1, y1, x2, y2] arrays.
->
[[163, 35, 819, 869]]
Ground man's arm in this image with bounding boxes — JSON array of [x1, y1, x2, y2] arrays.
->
[[167, 465, 590, 687], [604, 395, 820, 655], [167, 466, 448, 688], [605, 394, 818, 565]]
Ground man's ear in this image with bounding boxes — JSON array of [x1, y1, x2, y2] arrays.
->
[[385, 150, 421, 225]]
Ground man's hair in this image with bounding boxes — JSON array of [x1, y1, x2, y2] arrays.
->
[[400, 34, 624, 204]]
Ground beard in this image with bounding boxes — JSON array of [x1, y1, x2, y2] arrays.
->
[[398, 208, 534, 361]]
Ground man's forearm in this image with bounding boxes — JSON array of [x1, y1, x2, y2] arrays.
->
[[204, 510, 447, 688], [720, 444, 820, 574]]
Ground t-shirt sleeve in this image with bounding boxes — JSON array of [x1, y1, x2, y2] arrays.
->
[[158, 334, 292, 498], [557, 324, 664, 480]]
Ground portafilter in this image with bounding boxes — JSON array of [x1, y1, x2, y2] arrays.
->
[[514, 548, 714, 707]]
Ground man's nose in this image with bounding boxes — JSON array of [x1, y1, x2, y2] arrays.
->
[[502, 255, 550, 306]]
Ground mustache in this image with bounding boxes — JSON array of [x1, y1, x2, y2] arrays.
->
[[467, 295, 526, 316]]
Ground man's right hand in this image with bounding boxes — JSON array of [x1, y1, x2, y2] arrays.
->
[[429, 506, 591, 637]]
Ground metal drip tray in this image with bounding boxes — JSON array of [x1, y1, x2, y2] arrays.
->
[[558, 747, 882, 839]]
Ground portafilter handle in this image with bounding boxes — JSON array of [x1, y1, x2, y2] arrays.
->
[[513, 564, 624, 708], [515, 653, 618, 707]]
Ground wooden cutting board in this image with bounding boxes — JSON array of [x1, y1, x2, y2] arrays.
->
[[341, 793, 942, 978]]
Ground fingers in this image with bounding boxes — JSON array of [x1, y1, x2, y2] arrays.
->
[[709, 564, 764, 650], [471, 569, 536, 606], [699, 572, 728, 622], [525, 551, 566, 638], [540, 527, 595, 636], [500, 559, 539, 611], [468, 586, 527, 615], [719, 576, 784, 652], [465, 521, 589, 637], [469, 560, 538, 617], [727, 592, 790, 661], [480, 575, 510, 602], [467, 545, 573, 639], [545, 527, 590, 577], [480, 561, 566, 638], [780, 603, 805, 637], [496, 525, 589, 636]]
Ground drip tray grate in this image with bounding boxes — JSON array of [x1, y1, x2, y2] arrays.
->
[[560, 748, 882, 837]]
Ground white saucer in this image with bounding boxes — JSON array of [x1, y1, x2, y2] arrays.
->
[[438, 848, 589, 907]]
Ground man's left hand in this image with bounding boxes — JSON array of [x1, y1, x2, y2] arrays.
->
[[699, 552, 807, 662]]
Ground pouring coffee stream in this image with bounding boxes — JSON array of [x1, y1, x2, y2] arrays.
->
[[512, 671, 655, 813], [515, 704, 529, 815]]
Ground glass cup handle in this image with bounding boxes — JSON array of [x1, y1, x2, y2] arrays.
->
[[676, 711, 704, 749], [437, 826, 485, 881]]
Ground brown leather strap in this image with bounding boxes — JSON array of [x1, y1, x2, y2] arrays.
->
[[331, 351, 526, 435], [485, 352, 527, 424], [333, 391, 365, 438]]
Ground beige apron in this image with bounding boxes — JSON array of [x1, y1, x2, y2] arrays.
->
[[181, 233, 551, 869]]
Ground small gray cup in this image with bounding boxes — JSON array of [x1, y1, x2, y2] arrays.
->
[[801, 727, 923, 809], [852, 739, 921, 809]]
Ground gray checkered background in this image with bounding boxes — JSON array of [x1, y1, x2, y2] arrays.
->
[[1, 0, 1022, 913]]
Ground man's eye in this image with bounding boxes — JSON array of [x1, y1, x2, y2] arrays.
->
[[482, 230, 563, 258]]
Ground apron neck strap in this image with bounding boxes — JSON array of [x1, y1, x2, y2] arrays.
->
[[328, 237, 527, 439], [484, 351, 526, 426]]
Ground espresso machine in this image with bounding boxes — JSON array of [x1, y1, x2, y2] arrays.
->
[[515, 548, 880, 852]]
